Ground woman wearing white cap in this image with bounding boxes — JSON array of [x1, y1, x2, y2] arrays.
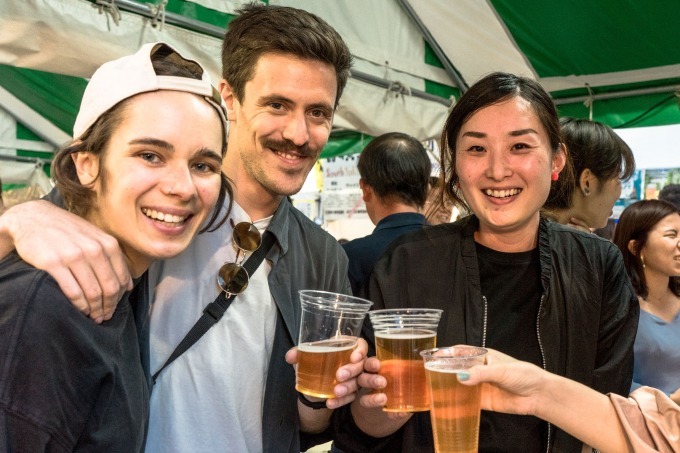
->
[[0, 43, 230, 450]]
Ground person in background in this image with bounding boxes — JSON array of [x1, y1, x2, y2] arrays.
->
[[459, 349, 680, 453], [659, 184, 680, 210], [0, 4, 366, 452], [0, 42, 229, 450], [334, 72, 638, 452], [424, 176, 456, 225], [543, 117, 635, 232], [593, 217, 618, 241], [613, 199, 680, 405], [342, 132, 431, 294]]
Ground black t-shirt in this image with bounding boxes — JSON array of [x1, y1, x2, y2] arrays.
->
[[476, 242, 547, 453], [0, 252, 149, 451]]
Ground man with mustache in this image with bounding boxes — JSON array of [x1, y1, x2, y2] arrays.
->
[[0, 4, 361, 452]]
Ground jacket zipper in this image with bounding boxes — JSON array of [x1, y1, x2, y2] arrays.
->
[[536, 294, 551, 453], [481, 296, 488, 347]]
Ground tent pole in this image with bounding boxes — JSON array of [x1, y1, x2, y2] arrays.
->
[[107, 0, 454, 107], [0, 154, 45, 164], [398, 0, 468, 93], [553, 84, 680, 105], [349, 71, 451, 107], [113, 0, 226, 37]]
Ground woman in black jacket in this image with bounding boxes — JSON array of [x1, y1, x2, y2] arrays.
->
[[332, 72, 639, 453]]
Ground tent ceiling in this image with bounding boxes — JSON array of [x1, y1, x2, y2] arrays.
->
[[0, 0, 679, 158]]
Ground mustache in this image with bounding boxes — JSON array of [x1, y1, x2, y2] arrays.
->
[[260, 138, 312, 157]]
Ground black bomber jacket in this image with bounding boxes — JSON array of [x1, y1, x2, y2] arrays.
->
[[332, 215, 639, 453]]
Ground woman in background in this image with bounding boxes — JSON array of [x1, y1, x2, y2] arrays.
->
[[544, 117, 635, 232], [613, 199, 680, 405]]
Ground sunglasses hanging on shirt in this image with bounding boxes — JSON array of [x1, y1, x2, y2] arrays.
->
[[153, 219, 275, 384], [217, 221, 262, 295]]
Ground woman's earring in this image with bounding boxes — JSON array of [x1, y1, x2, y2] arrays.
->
[[640, 255, 645, 269], [583, 187, 590, 196], [551, 171, 559, 181]]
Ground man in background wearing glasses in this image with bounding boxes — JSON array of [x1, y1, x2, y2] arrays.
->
[[0, 4, 362, 452]]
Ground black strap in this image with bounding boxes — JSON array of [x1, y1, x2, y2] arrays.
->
[[152, 231, 276, 384], [297, 391, 328, 410]]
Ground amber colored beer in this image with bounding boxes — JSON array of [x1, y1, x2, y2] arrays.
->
[[375, 328, 436, 412], [296, 337, 356, 398], [425, 363, 482, 453]]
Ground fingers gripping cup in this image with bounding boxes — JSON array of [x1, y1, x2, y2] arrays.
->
[[296, 290, 373, 399], [369, 308, 442, 412], [420, 346, 487, 453]]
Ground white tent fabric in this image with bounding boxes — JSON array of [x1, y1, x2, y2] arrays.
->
[[615, 124, 680, 170], [0, 0, 678, 169], [410, 1, 680, 93], [0, 0, 450, 141]]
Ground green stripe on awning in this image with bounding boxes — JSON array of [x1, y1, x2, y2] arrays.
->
[[491, 0, 680, 77]]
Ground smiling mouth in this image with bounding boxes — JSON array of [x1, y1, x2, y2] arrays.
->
[[273, 149, 307, 161], [142, 208, 188, 226], [484, 188, 522, 198]]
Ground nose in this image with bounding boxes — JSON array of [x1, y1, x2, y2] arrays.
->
[[282, 111, 310, 147], [485, 150, 511, 181], [164, 164, 197, 199]]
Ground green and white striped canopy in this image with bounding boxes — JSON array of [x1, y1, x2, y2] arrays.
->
[[1, 0, 678, 170]]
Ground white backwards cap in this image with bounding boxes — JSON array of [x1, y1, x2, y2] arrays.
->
[[73, 42, 227, 143]]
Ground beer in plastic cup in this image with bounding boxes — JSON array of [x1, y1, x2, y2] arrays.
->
[[369, 308, 442, 412], [296, 290, 373, 398], [421, 346, 487, 453]]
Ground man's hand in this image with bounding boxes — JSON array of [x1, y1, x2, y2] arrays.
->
[[285, 338, 369, 409], [287, 338, 369, 434], [0, 200, 132, 322]]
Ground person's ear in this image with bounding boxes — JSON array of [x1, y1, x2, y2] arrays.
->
[[219, 79, 237, 121], [580, 168, 595, 196], [360, 179, 372, 202], [552, 143, 567, 175], [71, 151, 99, 188], [627, 239, 638, 256]]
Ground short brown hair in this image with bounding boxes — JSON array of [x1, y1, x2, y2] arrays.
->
[[221, 3, 352, 107]]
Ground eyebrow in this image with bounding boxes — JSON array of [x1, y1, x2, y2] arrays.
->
[[129, 138, 174, 151], [195, 147, 223, 162], [260, 95, 334, 113], [129, 139, 222, 161], [461, 128, 539, 139]]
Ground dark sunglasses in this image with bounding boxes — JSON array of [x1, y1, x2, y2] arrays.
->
[[217, 221, 262, 295]]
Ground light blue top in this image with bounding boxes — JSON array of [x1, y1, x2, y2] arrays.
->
[[631, 309, 680, 395]]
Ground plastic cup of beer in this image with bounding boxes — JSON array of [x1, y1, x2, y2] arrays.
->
[[296, 290, 373, 399], [420, 346, 487, 453], [369, 308, 443, 412]]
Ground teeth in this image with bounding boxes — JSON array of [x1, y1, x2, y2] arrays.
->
[[276, 150, 301, 160], [484, 189, 521, 198], [142, 208, 186, 224]]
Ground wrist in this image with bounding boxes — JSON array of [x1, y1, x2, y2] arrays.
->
[[297, 391, 328, 410]]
